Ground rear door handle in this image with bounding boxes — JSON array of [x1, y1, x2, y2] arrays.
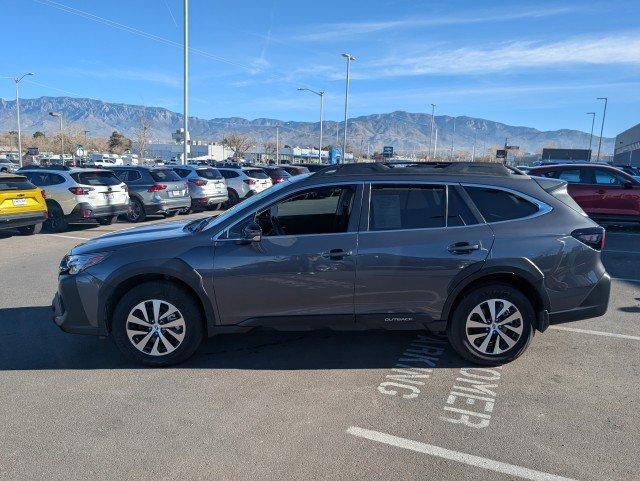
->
[[321, 249, 352, 260], [447, 242, 480, 254], [597, 189, 606, 195]]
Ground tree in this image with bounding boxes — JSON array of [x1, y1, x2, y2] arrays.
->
[[135, 115, 150, 159], [33, 131, 45, 139], [222, 133, 254, 160], [108, 131, 132, 154], [263, 141, 277, 161]]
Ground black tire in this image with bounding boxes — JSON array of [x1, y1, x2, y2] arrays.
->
[[44, 202, 69, 233], [17, 223, 42, 235], [126, 197, 146, 223], [111, 281, 204, 367], [223, 189, 239, 209], [178, 206, 192, 215], [210, 203, 222, 211], [97, 215, 117, 225], [447, 283, 535, 366], [164, 210, 178, 218]]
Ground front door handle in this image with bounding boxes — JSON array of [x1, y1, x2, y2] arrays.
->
[[448, 242, 480, 254], [321, 249, 352, 260], [596, 189, 606, 195]]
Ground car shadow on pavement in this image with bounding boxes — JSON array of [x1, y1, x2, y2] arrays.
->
[[0, 306, 469, 371]]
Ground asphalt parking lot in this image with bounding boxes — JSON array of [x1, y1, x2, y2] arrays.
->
[[0, 216, 639, 480]]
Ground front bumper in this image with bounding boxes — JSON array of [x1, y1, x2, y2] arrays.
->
[[52, 273, 106, 336], [549, 273, 611, 324], [0, 211, 47, 230], [68, 202, 131, 222]]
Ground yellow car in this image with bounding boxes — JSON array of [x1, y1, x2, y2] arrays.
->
[[0, 172, 48, 235]]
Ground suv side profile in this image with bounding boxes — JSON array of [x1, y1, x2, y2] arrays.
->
[[110, 166, 191, 222], [217, 166, 273, 206], [52, 162, 610, 367], [21, 166, 130, 232], [529, 163, 640, 223]]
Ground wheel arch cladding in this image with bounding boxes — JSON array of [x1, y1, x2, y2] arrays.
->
[[100, 261, 215, 333], [443, 261, 549, 332]]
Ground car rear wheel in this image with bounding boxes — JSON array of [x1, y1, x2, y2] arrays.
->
[[164, 210, 178, 218], [97, 216, 117, 225], [126, 198, 146, 223], [111, 282, 204, 366], [223, 189, 239, 208], [448, 284, 534, 365], [44, 203, 68, 233], [17, 223, 42, 235]]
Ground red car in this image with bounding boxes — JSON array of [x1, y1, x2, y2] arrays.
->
[[529, 164, 640, 223]]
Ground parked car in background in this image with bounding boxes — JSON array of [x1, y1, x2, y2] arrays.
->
[[21, 166, 130, 232], [110, 166, 191, 222], [217, 166, 273, 207], [0, 173, 48, 235], [53, 162, 610, 367], [279, 164, 311, 176], [256, 165, 294, 184], [529, 163, 640, 223], [613, 165, 640, 182], [291, 163, 327, 173], [0, 158, 19, 173], [171, 164, 228, 211]]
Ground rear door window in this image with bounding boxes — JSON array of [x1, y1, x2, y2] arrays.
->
[[71, 171, 122, 186], [24, 172, 51, 186], [150, 169, 181, 182], [557, 169, 581, 183], [447, 188, 478, 227], [464, 186, 539, 222], [369, 184, 445, 231]]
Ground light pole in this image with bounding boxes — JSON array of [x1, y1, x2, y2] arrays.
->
[[49, 112, 64, 156], [298, 88, 325, 163], [596, 97, 607, 162], [183, 0, 189, 165], [586, 112, 596, 161], [428, 103, 436, 160], [11, 72, 35, 167], [341, 53, 355, 163], [450, 117, 456, 160]]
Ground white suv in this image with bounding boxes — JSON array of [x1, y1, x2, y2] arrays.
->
[[21, 166, 130, 232], [217, 166, 273, 206]]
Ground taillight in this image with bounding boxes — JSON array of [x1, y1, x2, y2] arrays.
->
[[69, 187, 94, 195], [189, 179, 207, 186], [571, 227, 605, 251], [243, 178, 256, 185], [41, 189, 46, 199], [273, 177, 285, 183], [148, 184, 167, 192]]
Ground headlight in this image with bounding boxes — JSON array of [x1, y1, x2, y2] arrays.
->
[[60, 253, 109, 275]]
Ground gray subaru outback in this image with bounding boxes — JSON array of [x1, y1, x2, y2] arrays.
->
[[52, 162, 610, 366]]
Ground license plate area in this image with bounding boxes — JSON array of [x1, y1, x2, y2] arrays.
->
[[12, 198, 27, 206]]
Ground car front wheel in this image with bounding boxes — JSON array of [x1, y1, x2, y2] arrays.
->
[[111, 282, 204, 366], [448, 284, 534, 366]]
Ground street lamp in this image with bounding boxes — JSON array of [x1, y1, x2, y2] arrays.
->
[[341, 53, 355, 164], [183, 0, 189, 165], [49, 112, 64, 156], [12, 72, 35, 167], [596, 97, 608, 162], [429, 103, 436, 160], [298, 88, 325, 163], [586, 112, 596, 161]]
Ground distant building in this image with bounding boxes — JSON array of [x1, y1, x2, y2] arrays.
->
[[247, 146, 350, 163], [613, 123, 640, 166], [541, 148, 592, 162]]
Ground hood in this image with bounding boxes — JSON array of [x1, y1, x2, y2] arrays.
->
[[71, 220, 192, 255]]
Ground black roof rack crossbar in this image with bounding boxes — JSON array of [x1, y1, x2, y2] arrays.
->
[[314, 161, 518, 177]]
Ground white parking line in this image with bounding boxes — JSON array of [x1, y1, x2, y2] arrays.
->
[[45, 234, 92, 241], [347, 427, 576, 481], [549, 326, 640, 341]]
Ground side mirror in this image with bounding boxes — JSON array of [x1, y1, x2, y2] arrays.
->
[[623, 180, 634, 189], [240, 221, 262, 243]]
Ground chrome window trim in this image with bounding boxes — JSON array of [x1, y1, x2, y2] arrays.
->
[[461, 182, 553, 224], [213, 180, 363, 241]]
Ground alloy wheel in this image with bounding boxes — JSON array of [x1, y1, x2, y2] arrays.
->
[[465, 299, 523, 355], [126, 299, 186, 356]]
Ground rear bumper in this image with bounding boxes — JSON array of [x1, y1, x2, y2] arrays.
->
[[52, 273, 106, 336], [191, 194, 228, 207], [145, 197, 191, 214], [549, 273, 611, 324], [0, 211, 47, 230], [68, 202, 130, 222]]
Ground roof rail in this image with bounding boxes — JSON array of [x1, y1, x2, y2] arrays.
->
[[314, 161, 519, 177], [18, 164, 71, 171]]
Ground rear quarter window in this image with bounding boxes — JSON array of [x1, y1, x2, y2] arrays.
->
[[464, 186, 539, 222]]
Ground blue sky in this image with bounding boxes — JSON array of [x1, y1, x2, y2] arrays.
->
[[2, 0, 639, 136]]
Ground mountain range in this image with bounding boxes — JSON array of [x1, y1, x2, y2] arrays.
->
[[0, 96, 614, 154]]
